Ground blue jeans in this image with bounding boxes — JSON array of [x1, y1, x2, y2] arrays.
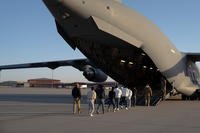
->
[[115, 98, 120, 109], [96, 98, 105, 114], [107, 98, 115, 110]]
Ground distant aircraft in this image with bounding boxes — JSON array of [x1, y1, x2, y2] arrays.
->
[[0, 0, 199, 97]]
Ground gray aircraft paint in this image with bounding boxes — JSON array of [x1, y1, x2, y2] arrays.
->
[[43, 0, 197, 95], [0, 0, 198, 96]]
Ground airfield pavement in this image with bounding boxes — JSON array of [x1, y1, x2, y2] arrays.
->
[[0, 87, 200, 133]]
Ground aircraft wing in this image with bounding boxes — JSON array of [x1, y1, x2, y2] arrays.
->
[[186, 53, 200, 62], [0, 59, 108, 82], [0, 58, 91, 71]]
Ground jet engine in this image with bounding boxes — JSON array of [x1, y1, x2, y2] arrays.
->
[[82, 65, 108, 82]]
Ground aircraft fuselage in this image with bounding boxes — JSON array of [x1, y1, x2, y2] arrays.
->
[[43, 0, 198, 95]]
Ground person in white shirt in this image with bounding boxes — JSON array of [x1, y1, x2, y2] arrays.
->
[[114, 85, 122, 111], [121, 86, 129, 110], [127, 88, 133, 108], [87, 87, 96, 116]]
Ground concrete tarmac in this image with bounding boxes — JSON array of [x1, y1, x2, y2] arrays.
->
[[0, 87, 200, 133]]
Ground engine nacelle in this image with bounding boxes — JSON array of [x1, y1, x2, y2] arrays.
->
[[82, 65, 108, 82]]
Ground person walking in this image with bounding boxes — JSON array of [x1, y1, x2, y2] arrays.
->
[[161, 77, 167, 100], [132, 87, 137, 107], [114, 84, 122, 111], [121, 86, 129, 110], [96, 84, 105, 114], [107, 87, 116, 112], [127, 88, 133, 109], [72, 83, 81, 114], [87, 87, 96, 117], [144, 84, 152, 106]]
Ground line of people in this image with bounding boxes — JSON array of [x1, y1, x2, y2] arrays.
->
[[87, 84, 135, 116], [72, 81, 164, 116], [72, 83, 138, 117]]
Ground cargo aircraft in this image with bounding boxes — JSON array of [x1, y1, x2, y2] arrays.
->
[[0, 0, 200, 97]]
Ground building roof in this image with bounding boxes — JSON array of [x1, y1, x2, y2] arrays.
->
[[28, 78, 60, 81]]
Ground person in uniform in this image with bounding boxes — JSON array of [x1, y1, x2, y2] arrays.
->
[[144, 84, 152, 106]]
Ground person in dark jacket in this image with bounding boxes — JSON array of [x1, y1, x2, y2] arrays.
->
[[96, 84, 105, 114], [107, 87, 116, 112], [72, 83, 81, 114], [161, 77, 167, 100], [132, 87, 137, 107]]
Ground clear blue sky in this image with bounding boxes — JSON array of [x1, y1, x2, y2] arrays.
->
[[0, 0, 200, 82]]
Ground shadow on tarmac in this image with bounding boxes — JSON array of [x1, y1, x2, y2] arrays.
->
[[0, 94, 88, 104]]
